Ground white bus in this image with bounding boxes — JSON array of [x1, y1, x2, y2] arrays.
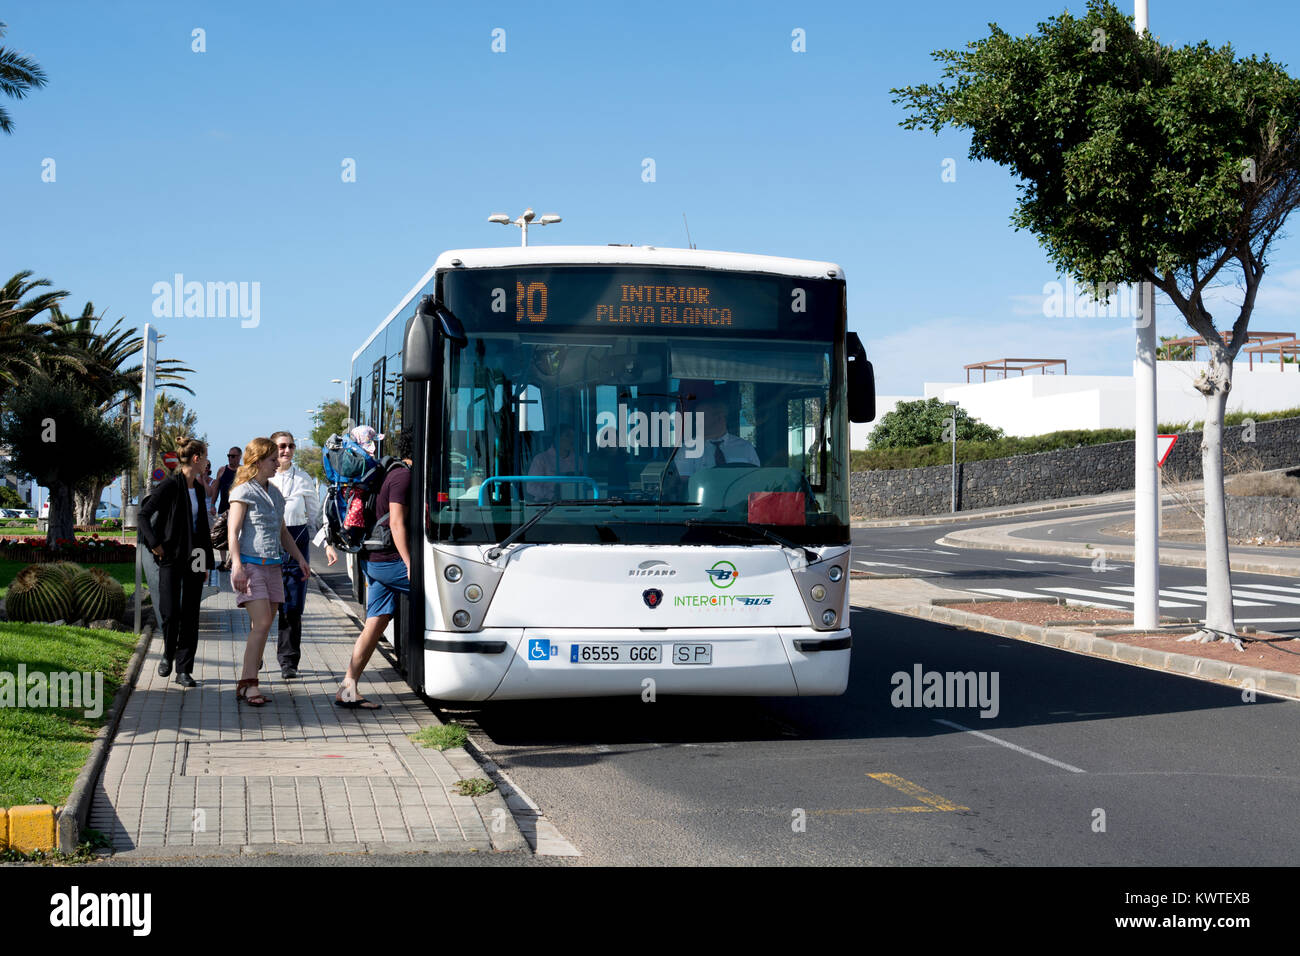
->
[[347, 245, 875, 700]]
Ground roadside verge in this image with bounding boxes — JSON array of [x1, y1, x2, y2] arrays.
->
[[850, 578, 1300, 702]]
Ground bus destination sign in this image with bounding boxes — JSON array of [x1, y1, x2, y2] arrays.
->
[[443, 266, 840, 337]]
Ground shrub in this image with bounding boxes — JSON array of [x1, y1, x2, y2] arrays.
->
[[853, 428, 1136, 471], [868, 398, 1004, 449], [1226, 472, 1300, 498]]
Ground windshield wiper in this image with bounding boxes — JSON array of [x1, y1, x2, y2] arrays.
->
[[684, 519, 819, 564], [486, 498, 630, 558]]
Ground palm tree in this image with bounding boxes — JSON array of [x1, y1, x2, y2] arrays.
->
[[46, 302, 196, 523], [0, 21, 47, 135], [0, 271, 73, 396]]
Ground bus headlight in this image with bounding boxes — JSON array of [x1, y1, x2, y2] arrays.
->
[[821, 609, 836, 627], [444, 565, 463, 582], [828, 566, 843, 583], [465, 584, 483, 603], [452, 610, 471, 628], [810, 584, 826, 602]]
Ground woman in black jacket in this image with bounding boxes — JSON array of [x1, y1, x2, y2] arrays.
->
[[138, 438, 216, 687]]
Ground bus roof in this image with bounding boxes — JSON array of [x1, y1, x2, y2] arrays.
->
[[434, 245, 844, 280], [353, 246, 844, 363]]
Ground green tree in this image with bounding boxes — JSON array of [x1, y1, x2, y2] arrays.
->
[[1156, 335, 1195, 361], [869, 398, 1003, 449], [893, 0, 1300, 642], [0, 379, 132, 544], [0, 485, 25, 510], [0, 21, 47, 135]]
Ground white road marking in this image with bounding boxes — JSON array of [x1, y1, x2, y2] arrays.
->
[[1007, 558, 1093, 569], [1102, 585, 1272, 608], [1228, 584, 1300, 596], [1162, 585, 1300, 606], [933, 718, 1086, 774], [1235, 618, 1300, 624], [876, 548, 960, 555], [1042, 586, 1197, 609], [854, 560, 951, 575]]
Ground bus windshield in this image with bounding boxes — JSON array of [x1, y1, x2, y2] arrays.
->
[[432, 265, 848, 547]]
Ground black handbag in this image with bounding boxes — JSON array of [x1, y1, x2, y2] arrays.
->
[[210, 510, 229, 550]]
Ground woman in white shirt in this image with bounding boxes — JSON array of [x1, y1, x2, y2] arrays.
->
[[268, 430, 319, 679]]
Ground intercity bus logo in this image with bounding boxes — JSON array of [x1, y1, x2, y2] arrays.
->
[[706, 561, 738, 588]]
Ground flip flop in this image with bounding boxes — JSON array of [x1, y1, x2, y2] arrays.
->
[[334, 697, 382, 710]]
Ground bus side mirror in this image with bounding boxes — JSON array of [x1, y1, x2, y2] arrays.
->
[[846, 332, 875, 423], [404, 297, 466, 382]]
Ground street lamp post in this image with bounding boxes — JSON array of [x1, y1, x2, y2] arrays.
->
[[1132, 0, 1160, 630], [488, 208, 562, 246], [947, 400, 960, 513]]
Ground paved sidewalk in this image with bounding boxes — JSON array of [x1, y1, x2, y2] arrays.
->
[[88, 578, 525, 857]]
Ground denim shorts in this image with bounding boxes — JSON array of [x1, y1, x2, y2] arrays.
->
[[363, 559, 410, 619]]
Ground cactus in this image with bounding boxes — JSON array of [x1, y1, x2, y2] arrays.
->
[[47, 561, 86, 587], [5, 564, 76, 623], [72, 567, 127, 623]]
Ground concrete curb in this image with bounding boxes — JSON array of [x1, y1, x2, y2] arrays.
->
[[55, 623, 156, 853], [896, 600, 1300, 701], [936, 529, 1300, 576]]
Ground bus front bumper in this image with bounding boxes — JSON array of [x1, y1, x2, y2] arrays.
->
[[421, 627, 852, 700]]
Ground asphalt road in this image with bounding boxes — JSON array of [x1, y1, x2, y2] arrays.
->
[[440, 606, 1299, 865], [851, 509, 1300, 637]]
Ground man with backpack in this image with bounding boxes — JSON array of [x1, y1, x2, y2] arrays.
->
[[333, 429, 413, 710]]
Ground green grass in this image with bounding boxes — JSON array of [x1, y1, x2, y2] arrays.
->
[[412, 723, 469, 751], [0, 560, 138, 602], [452, 777, 495, 797], [0, 620, 140, 806]]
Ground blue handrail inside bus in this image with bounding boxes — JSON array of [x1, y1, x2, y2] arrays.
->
[[478, 475, 600, 505]]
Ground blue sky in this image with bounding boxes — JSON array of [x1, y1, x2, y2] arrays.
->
[[3, 0, 1299, 458]]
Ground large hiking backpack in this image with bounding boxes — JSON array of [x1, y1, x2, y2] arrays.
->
[[321, 433, 409, 554]]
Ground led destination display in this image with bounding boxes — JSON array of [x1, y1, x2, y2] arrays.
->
[[442, 266, 841, 337]]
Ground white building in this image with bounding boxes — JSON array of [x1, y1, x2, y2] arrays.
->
[[853, 359, 1299, 448]]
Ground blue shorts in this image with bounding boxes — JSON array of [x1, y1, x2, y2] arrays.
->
[[363, 558, 410, 618]]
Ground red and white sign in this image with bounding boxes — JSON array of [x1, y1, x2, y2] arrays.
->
[[162, 451, 179, 470], [1156, 434, 1178, 468]]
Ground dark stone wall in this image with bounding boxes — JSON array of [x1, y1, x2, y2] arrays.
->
[[1227, 497, 1300, 541], [852, 416, 1300, 519]]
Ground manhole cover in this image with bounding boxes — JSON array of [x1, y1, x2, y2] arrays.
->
[[185, 741, 410, 777]]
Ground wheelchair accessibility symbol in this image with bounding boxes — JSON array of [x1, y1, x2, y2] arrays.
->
[[528, 639, 551, 661]]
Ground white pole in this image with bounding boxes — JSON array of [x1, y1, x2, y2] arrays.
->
[[1133, 0, 1160, 630], [950, 414, 957, 513]]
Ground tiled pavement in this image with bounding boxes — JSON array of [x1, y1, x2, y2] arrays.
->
[[89, 578, 523, 856]]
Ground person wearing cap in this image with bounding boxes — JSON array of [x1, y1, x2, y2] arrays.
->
[[268, 430, 319, 679]]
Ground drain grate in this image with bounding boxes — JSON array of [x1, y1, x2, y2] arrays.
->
[[185, 741, 410, 777]]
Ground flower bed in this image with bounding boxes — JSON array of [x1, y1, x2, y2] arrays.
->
[[0, 536, 137, 564]]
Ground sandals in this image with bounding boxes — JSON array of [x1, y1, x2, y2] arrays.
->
[[335, 678, 381, 710], [236, 678, 270, 706]]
